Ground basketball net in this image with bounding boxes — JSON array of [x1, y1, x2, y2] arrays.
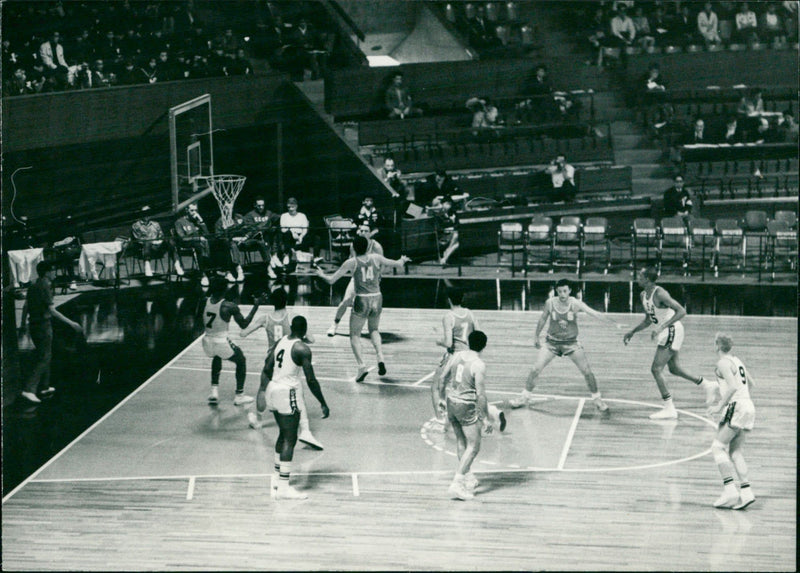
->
[[202, 175, 246, 228]]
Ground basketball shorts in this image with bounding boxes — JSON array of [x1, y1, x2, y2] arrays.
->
[[545, 339, 583, 357], [266, 383, 300, 415], [654, 321, 684, 351], [438, 350, 454, 369], [721, 399, 755, 431], [202, 336, 238, 360], [342, 279, 356, 306], [353, 293, 382, 318], [447, 397, 479, 426]]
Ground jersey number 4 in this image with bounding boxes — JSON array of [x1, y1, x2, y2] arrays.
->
[[205, 312, 216, 328], [276, 348, 285, 368]]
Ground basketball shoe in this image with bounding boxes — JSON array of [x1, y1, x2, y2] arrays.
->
[[207, 386, 219, 405], [233, 393, 254, 406], [733, 487, 755, 510]]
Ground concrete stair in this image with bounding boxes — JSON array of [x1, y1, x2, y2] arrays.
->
[[615, 148, 664, 164]]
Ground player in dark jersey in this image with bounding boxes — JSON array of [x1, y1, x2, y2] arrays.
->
[[510, 279, 620, 412], [316, 235, 410, 381]]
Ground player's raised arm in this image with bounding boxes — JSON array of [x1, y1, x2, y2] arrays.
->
[[297, 343, 329, 418], [574, 299, 619, 327], [374, 253, 412, 269], [230, 298, 260, 330], [315, 257, 356, 285], [240, 312, 266, 338]]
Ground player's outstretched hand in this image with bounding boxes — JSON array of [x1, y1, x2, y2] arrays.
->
[[321, 404, 330, 419], [623, 332, 633, 345], [399, 255, 412, 265]]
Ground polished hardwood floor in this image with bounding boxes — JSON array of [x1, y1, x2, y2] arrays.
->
[[2, 301, 795, 570]]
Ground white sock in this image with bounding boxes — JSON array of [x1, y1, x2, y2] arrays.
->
[[591, 392, 601, 399], [279, 461, 292, 488]]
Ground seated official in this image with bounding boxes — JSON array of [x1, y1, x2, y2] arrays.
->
[[356, 196, 380, 238], [280, 197, 320, 259], [214, 212, 250, 282], [418, 170, 469, 210], [131, 214, 184, 277], [239, 195, 276, 263], [662, 175, 693, 221], [173, 203, 211, 285]]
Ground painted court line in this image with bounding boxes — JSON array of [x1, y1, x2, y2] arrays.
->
[[352, 473, 360, 497], [2, 336, 205, 504], [186, 477, 196, 500], [558, 398, 585, 470], [412, 370, 437, 386]]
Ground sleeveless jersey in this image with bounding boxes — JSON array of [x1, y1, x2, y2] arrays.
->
[[266, 310, 290, 349], [546, 297, 579, 342], [272, 336, 302, 389], [642, 287, 675, 327], [446, 309, 476, 352], [204, 299, 229, 339], [445, 351, 483, 403], [715, 355, 752, 403], [354, 254, 381, 296]]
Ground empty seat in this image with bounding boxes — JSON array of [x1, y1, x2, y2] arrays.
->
[[774, 210, 798, 230], [659, 217, 688, 275], [632, 217, 660, 271], [526, 216, 553, 272], [497, 221, 526, 273], [553, 216, 582, 274], [766, 220, 798, 278], [583, 216, 609, 274], [714, 218, 744, 277], [325, 216, 356, 262], [688, 217, 715, 272], [742, 210, 769, 269]]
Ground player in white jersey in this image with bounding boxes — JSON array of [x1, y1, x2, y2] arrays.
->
[[706, 333, 756, 509], [623, 267, 719, 419], [316, 235, 411, 382], [240, 288, 323, 449], [257, 316, 329, 500], [326, 224, 384, 337], [437, 330, 489, 500], [201, 277, 261, 405]]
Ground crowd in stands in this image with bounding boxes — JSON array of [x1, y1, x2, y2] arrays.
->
[[437, 1, 536, 57], [575, 1, 798, 66], [1, 0, 339, 96]]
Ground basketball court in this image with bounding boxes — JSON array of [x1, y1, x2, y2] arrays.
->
[[2, 307, 795, 570]]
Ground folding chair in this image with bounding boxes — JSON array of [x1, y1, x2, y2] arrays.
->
[[741, 210, 769, 269], [688, 217, 715, 275], [632, 217, 660, 274], [713, 218, 744, 277], [324, 216, 356, 262], [525, 216, 553, 273], [774, 210, 797, 230], [766, 220, 797, 279], [552, 216, 582, 274], [582, 216, 610, 274], [659, 217, 689, 275], [497, 222, 526, 275]]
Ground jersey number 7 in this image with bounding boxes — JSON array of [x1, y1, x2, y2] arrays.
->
[[205, 312, 216, 328]]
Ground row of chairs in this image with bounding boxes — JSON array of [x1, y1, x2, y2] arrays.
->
[[695, 173, 799, 201], [684, 158, 798, 179], [497, 212, 798, 277]]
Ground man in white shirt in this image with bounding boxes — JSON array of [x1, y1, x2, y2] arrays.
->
[[39, 31, 70, 87], [697, 2, 721, 45], [280, 197, 318, 259], [734, 2, 759, 43], [610, 5, 636, 46], [546, 156, 576, 202]]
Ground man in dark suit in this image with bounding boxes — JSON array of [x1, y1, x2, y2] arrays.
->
[[715, 117, 744, 144]]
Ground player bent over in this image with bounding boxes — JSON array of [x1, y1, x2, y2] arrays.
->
[[438, 330, 489, 500], [510, 279, 617, 412], [202, 277, 260, 405], [257, 316, 329, 500], [706, 333, 756, 509]]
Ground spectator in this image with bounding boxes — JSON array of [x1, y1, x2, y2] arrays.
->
[[672, 5, 697, 46], [662, 175, 693, 220], [467, 5, 501, 49], [610, 5, 636, 48], [117, 58, 141, 85], [684, 118, 710, 145], [39, 31, 70, 88], [651, 6, 673, 44], [227, 48, 252, 76], [632, 6, 656, 50], [434, 199, 460, 267], [141, 57, 158, 83], [466, 96, 501, 134], [733, 2, 759, 44], [131, 212, 184, 277], [287, 18, 326, 80], [697, 2, 722, 45], [378, 155, 405, 198], [384, 71, 422, 119], [776, 110, 799, 142], [356, 196, 380, 236], [280, 197, 319, 259], [5, 68, 34, 96], [716, 117, 744, 144], [155, 50, 177, 82], [91, 59, 113, 88], [644, 63, 667, 92], [215, 28, 241, 55], [17, 261, 83, 404], [587, 7, 609, 67], [752, 117, 781, 144], [783, 1, 799, 41], [761, 4, 785, 44], [546, 155, 577, 202], [174, 203, 211, 285], [418, 170, 464, 208]]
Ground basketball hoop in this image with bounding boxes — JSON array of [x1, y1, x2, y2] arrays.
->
[[198, 174, 246, 228]]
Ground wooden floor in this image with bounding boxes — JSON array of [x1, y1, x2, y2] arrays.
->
[[2, 307, 796, 571]]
